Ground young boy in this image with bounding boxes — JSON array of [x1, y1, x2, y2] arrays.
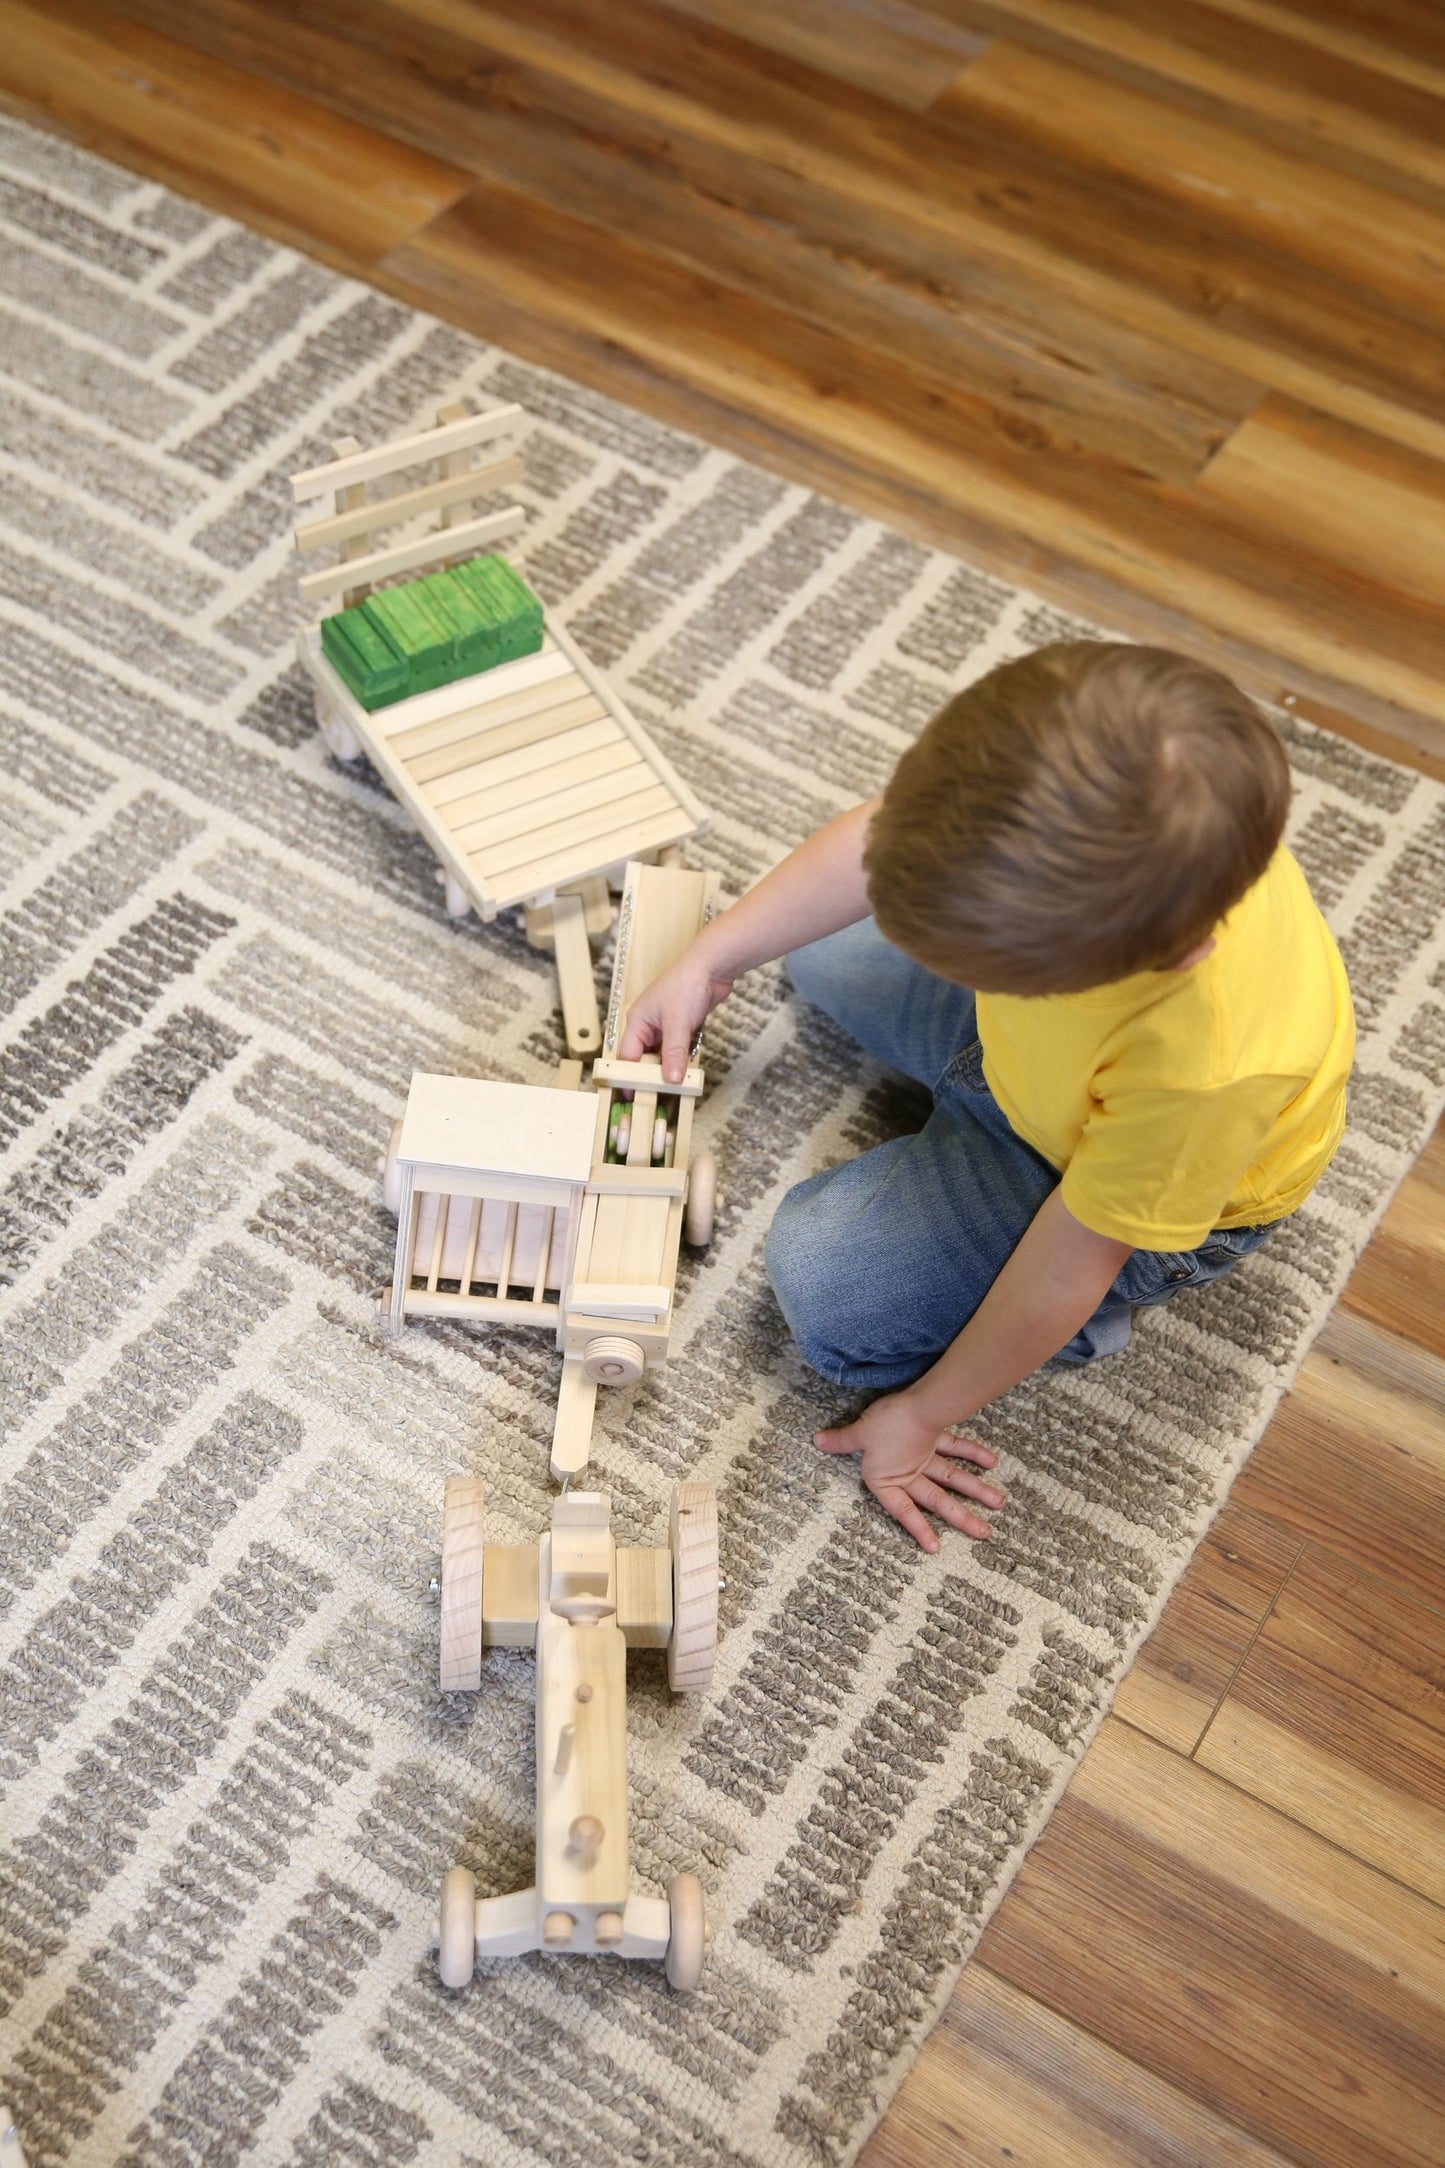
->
[[618, 643, 1355, 1553]]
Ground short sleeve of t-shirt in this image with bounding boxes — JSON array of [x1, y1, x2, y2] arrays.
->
[[977, 847, 1354, 1251], [1060, 1073, 1297, 1251]]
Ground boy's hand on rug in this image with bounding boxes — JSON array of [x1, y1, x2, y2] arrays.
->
[[814, 1399, 1005, 1553], [619, 951, 735, 1082]]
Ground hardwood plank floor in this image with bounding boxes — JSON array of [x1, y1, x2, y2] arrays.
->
[[0, 6, 1442, 2164], [0, 1, 472, 262], [1195, 1545, 1445, 1906], [975, 1721, 1445, 2168], [9, 0, 1445, 751]]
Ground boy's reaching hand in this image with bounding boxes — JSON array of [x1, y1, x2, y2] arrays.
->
[[815, 1397, 1005, 1553], [618, 950, 736, 1083]]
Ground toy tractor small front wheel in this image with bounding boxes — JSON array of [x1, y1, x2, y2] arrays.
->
[[684, 1149, 717, 1248], [665, 1872, 707, 1992], [668, 1482, 719, 1693], [437, 1865, 478, 1990], [440, 1477, 485, 1692]]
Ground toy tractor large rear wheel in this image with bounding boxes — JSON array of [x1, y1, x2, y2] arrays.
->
[[440, 1477, 485, 1691], [665, 1872, 707, 1992], [668, 1482, 718, 1693], [437, 1865, 478, 1989]]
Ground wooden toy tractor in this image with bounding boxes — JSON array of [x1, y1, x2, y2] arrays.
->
[[434, 1478, 718, 1991]]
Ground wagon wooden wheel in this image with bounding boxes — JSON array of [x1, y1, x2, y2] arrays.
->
[[436, 1864, 478, 1990], [668, 1481, 718, 1693], [684, 1148, 717, 1247], [665, 1872, 707, 1992], [440, 1476, 485, 1691]]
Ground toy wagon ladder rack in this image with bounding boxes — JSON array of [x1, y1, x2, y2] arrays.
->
[[291, 399, 528, 614]]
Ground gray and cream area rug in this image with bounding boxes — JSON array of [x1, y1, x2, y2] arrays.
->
[[2, 118, 1445, 2168]]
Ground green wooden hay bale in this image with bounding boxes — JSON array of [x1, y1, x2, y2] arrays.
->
[[447, 555, 544, 667], [365, 581, 461, 693], [319, 607, 408, 710], [319, 554, 545, 711]]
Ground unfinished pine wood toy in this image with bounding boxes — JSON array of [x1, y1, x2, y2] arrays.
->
[[381, 859, 721, 1482], [291, 401, 709, 1056], [0, 2108, 28, 2168], [433, 1478, 717, 1993]]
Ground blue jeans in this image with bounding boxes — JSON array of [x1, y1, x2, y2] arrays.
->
[[766, 920, 1275, 1390]]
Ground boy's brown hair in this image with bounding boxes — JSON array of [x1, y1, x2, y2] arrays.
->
[[865, 642, 1291, 994]]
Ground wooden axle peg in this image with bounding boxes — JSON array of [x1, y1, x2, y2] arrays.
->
[[568, 1815, 604, 1866]]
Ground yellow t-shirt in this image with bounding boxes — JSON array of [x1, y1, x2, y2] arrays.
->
[[976, 846, 1355, 1250]]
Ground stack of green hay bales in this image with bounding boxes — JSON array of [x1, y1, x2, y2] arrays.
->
[[321, 553, 544, 711]]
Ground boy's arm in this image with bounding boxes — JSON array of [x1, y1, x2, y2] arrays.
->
[[817, 1188, 1134, 1552], [619, 798, 880, 1079]]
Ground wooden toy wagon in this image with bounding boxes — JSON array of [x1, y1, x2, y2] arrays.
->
[[290, 401, 710, 1057], [433, 1478, 718, 1992], [382, 859, 721, 1481]]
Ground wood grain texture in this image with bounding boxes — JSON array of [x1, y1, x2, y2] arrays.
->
[[0, 0, 471, 261], [914, 0, 1445, 196], [938, 36, 1445, 320], [1112, 1500, 1303, 1753], [0, 8, 1442, 2165], [1338, 1117, 1445, 1354], [1184, 0, 1445, 102], [1237, 1315, 1445, 1614], [665, 0, 988, 110], [1196, 1545, 1445, 1905], [1198, 393, 1445, 608], [859, 1963, 1306, 2168], [980, 1720, 1445, 2168]]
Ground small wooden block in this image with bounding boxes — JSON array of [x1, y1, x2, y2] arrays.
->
[[585, 1165, 688, 1198], [591, 1057, 705, 1097], [481, 1544, 539, 1647], [616, 1547, 672, 1648], [566, 1282, 671, 1319]]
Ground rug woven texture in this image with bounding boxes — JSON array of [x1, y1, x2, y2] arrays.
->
[[2, 122, 1444, 2168]]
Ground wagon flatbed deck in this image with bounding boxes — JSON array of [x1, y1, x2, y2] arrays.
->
[[298, 613, 705, 921]]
